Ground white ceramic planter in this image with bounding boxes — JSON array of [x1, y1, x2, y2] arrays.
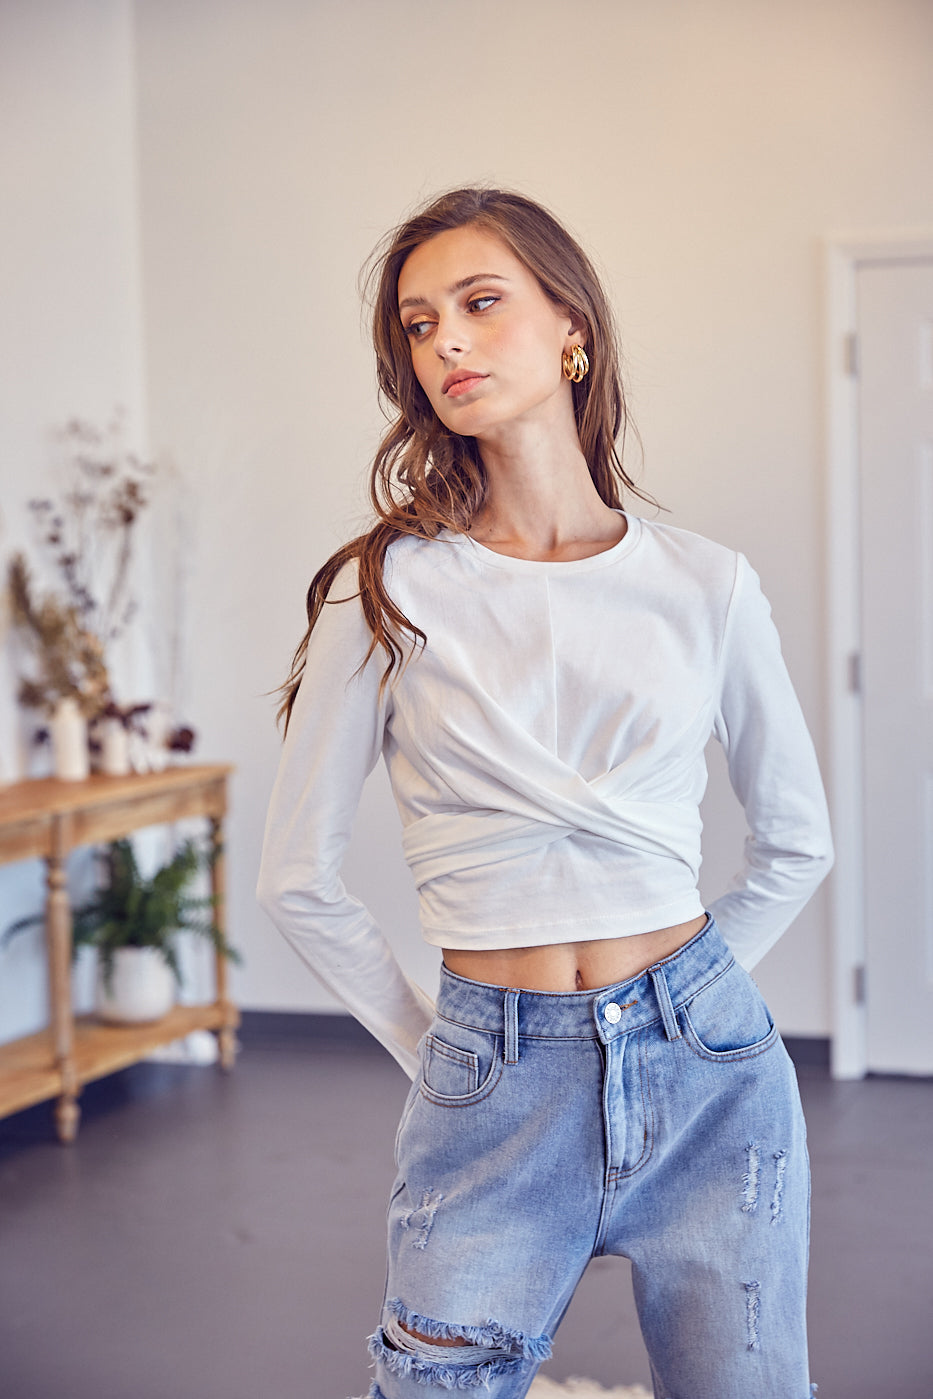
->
[[98, 717, 131, 776], [50, 697, 90, 781], [144, 703, 171, 772], [96, 946, 176, 1024]]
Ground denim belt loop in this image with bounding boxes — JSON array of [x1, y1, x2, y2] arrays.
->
[[650, 965, 682, 1042], [503, 989, 520, 1064]]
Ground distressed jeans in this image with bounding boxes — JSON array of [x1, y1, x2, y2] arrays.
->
[[365, 919, 814, 1399]]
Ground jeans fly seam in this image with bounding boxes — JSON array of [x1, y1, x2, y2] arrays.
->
[[610, 1029, 655, 1182], [593, 1043, 617, 1256]]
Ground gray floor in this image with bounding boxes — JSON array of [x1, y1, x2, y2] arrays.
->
[[0, 1024, 930, 1399]]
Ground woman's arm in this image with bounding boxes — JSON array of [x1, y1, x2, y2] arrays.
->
[[708, 554, 834, 969], [256, 563, 434, 1077]]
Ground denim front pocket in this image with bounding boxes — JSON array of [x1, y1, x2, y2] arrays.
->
[[419, 1022, 502, 1106], [681, 960, 779, 1061], [422, 1033, 479, 1096]]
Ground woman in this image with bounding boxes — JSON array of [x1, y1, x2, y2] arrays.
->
[[257, 187, 831, 1399]]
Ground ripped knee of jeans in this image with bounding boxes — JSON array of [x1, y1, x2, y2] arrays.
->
[[368, 1297, 552, 1389]]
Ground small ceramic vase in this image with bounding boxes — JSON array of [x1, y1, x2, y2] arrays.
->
[[50, 697, 90, 781], [99, 717, 131, 776]]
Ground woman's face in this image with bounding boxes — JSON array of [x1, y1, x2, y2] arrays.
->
[[396, 224, 580, 442]]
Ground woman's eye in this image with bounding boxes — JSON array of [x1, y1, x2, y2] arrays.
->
[[468, 295, 498, 313], [404, 320, 433, 339]]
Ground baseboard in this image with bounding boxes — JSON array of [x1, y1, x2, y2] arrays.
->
[[238, 1009, 377, 1050], [782, 1035, 831, 1069], [239, 1011, 831, 1071]]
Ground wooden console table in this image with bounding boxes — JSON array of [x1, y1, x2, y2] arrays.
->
[[0, 764, 238, 1143]]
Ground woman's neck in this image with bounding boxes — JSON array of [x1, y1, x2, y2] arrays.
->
[[470, 415, 625, 563]]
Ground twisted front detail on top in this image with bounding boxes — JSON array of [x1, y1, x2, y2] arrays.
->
[[257, 514, 832, 1076]]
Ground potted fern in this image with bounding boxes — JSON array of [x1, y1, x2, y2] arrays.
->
[[4, 838, 239, 1023], [81, 839, 239, 1023]]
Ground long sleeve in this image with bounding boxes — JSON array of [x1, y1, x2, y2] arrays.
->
[[256, 564, 434, 1078], [708, 555, 834, 969]]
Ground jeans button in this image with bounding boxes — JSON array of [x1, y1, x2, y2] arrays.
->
[[604, 1002, 622, 1024]]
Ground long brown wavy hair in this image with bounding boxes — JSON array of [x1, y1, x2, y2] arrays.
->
[[278, 186, 648, 730]]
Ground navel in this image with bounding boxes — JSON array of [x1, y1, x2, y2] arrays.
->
[[575, 968, 584, 991]]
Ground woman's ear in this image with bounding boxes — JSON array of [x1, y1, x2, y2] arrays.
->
[[566, 309, 587, 348]]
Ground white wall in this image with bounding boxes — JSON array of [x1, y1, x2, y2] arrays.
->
[[0, 0, 147, 1042], [133, 0, 933, 1036], [3, 0, 932, 1044]]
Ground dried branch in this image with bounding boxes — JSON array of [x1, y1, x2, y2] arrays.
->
[[7, 553, 113, 717]]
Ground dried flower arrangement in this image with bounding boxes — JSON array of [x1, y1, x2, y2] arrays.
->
[[7, 554, 111, 717], [7, 413, 196, 761]]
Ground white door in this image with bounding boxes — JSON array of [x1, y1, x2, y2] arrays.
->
[[857, 259, 933, 1074]]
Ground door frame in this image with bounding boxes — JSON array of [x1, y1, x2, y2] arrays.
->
[[825, 232, 933, 1078]]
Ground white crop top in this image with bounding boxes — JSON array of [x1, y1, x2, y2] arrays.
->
[[257, 515, 833, 1077]]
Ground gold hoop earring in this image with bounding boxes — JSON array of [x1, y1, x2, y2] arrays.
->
[[562, 345, 589, 383]]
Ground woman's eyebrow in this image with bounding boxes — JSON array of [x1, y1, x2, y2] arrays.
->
[[399, 273, 510, 313]]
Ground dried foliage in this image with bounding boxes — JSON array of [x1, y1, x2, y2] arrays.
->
[[8, 553, 112, 717], [7, 413, 198, 753], [27, 413, 157, 645], [6, 412, 155, 718]]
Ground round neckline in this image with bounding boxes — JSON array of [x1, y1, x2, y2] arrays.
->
[[445, 512, 642, 575]]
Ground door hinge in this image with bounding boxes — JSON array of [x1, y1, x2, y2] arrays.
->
[[853, 964, 866, 1006], [844, 331, 859, 377], [847, 651, 862, 695]]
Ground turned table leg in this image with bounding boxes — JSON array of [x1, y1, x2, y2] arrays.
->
[[210, 814, 238, 1071], [46, 820, 80, 1143]]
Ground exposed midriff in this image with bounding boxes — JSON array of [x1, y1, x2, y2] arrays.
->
[[442, 914, 709, 992]]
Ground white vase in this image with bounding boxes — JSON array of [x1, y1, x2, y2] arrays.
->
[[95, 946, 176, 1024], [144, 702, 171, 772], [50, 697, 90, 781], [99, 717, 131, 776]]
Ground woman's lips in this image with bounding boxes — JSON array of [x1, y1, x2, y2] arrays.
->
[[443, 372, 488, 398]]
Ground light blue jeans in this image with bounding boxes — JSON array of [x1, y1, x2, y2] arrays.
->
[[366, 919, 814, 1399]]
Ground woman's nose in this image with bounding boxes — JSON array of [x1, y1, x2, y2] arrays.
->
[[433, 314, 467, 358]]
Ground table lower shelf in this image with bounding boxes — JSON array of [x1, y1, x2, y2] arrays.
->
[[0, 1001, 240, 1121]]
